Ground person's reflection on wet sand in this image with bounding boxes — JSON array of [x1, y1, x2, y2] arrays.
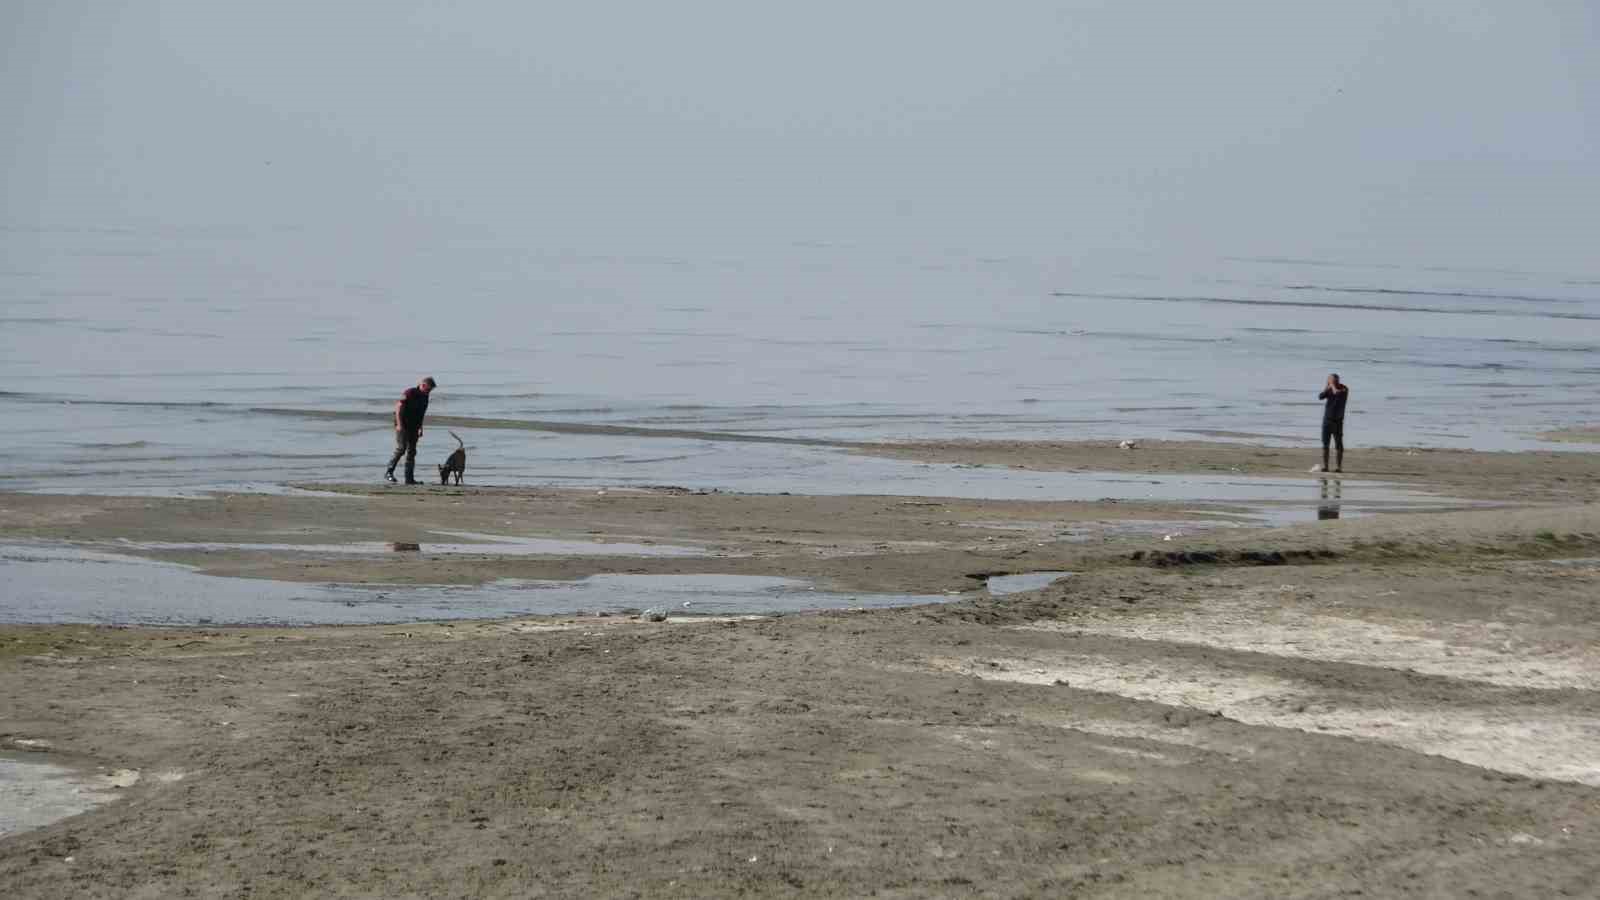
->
[[1318, 477, 1342, 520]]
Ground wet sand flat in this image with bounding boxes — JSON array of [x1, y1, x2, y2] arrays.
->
[[0, 486, 1237, 598], [853, 437, 1600, 503], [2, 441, 1600, 897], [1541, 425, 1600, 445]]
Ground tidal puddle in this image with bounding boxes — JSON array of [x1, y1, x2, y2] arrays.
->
[[0, 753, 131, 838], [509, 573, 947, 617], [111, 529, 712, 558], [0, 543, 948, 625], [8, 420, 1478, 524], [984, 572, 1073, 596], [962, 518, 1247, 542], [882, 461, 1471, 520]]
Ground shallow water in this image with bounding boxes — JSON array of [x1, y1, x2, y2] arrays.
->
[[0, 753, 127, 838], [0, 543, 951, 625], [0, 404, 1469, 519], [109, 530, 713, 558], [985, 572, 1073, 596], [3, 235, 1596, 504]]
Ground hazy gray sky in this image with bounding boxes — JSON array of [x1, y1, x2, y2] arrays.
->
[[5, 1, 1597, 269]]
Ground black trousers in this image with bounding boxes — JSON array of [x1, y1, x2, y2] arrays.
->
[[1321, 419, 1344, 470], [387, 428, 421, 481]]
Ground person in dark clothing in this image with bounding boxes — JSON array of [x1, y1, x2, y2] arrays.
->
[[1318, 373, 1349, 473], [385, 376, 436, 484]]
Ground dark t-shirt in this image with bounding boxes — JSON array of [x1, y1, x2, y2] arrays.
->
[[1319, 385, 1349, 425], [399, 387, 429, 431]]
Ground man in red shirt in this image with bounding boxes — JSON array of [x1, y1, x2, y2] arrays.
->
[[384, 376, 436, 484]]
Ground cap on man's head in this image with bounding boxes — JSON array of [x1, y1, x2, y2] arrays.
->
[[421, 376, 437, 388]]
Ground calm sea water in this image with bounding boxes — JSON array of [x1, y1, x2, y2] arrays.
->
[[3, 225, 1596, 496]]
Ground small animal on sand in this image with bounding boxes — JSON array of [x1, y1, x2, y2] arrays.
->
[[438, 431, 467, 485]]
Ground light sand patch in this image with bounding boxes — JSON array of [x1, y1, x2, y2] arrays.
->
[[1017, 592, 1600, 691], [929, 725, 1136, 781], [99, 769, 141, 788], [1087, 743, 1173, 763], [1020, 712, 1261, 760], [931, 655, 1600, 785]]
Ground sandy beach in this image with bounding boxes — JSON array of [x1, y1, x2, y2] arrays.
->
[[10, 3, 1600, 894], [3, 440, 1600, 897]]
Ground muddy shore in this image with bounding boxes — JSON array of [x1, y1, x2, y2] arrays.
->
[[3, 440, 1599, 897]]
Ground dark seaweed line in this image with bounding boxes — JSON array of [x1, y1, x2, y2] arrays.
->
[[0, 394, 854, 449], [1280, 284, 1585, 305], [1050, 291, 1600, 321]]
